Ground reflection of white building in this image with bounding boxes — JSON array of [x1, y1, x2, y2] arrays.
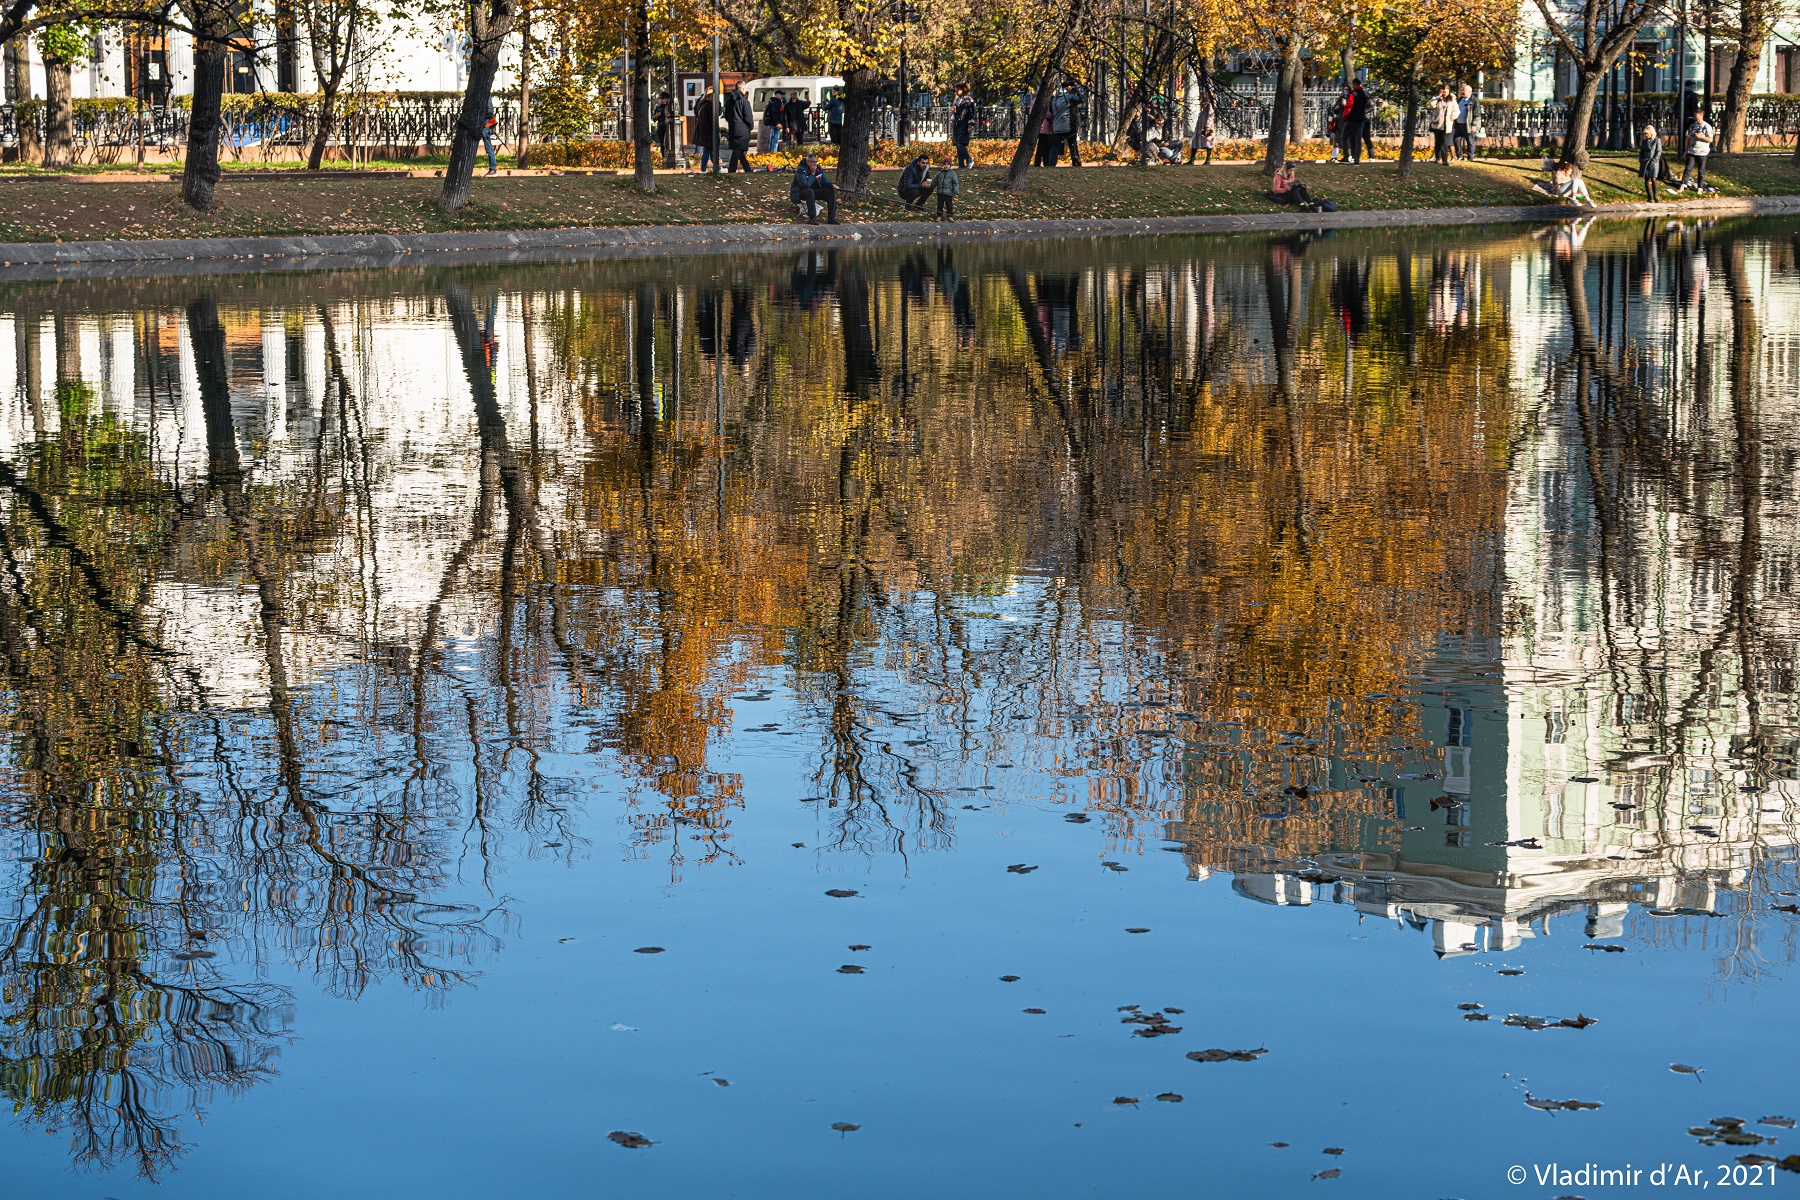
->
[[1177, 225, 1800, 956], [0, 295, 575, 708]]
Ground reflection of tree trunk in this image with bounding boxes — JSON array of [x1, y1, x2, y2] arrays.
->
[[1264, 247, 1312, 552], [1723, 241, 1764, 759]]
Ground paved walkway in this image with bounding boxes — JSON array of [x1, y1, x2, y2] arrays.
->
[[4, 194, 1798, 282]]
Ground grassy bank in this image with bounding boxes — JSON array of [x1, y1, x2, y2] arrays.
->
[[2, 151, 1796, 244]]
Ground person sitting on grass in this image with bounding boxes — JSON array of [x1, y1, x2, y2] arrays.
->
[[1534, 160, 1593, 206], [934, 151, 960, 220], [791, 153, 839, 224], [898, 154, 938, 212], [1268, 161, 1316, 209]]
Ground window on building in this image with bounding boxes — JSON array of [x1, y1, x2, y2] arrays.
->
[[1780, 46, 1800, 95], [1708, 48, 1739, 95], [1445, 829, 1469, 848], [1630, 41, 1661, 93], [1447, 707, 1471, 748], [1545, 710, 1567, 745]]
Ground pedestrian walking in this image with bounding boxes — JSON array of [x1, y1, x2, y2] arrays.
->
[[654, 91, 675, 162], [1343, 81, 1372, 164], [1429, 85, 1454, 164], [725, 82, 755, 172], [786, 91, 809, 146], [1187, 90, 1216, 164], [1638, 122, 1664, 202], [824, 92, 844, 145], [952, 82, 977, 169], [1034, 101, 1057, 166], [480, 102, 499, 174], [763, 91, 786, 152], [1453, 83, 1475, 160], [695, 86, 719, 170], [1059, 81, 1085, 165], [1679, 108, 1714, 191]]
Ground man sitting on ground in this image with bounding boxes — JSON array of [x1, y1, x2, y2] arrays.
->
[[898, 154, 938, 211], [791, 153, 839, 224]]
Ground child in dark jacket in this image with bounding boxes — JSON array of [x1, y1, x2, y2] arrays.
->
[[935, 153, 960, 219]]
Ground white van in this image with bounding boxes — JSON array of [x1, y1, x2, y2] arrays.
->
[[748, 75, 846, 143]]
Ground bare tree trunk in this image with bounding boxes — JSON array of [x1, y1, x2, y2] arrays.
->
[[1720, 17, 1764, 152], [836, 65, 880, 195], [41, 56, 72, 168], [441, 0, 518, 211], [630, 0, 654, 191], [307, 87, 339, 169], [1263, 38, 1300, 175], [181, 6, 230, 212], [1002, 0, 1085, 190], [1108, 27, 1176, 153], [1398, 68, 1419, 178]]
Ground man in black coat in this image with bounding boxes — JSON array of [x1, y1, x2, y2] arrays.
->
[[1344, 81, 1372, 164], [786, 93, 810, 146], [724, 83, 755, 172], [694, 88, 719, 171]]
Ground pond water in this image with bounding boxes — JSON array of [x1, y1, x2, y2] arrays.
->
[[1, 218, 1798, 1199]]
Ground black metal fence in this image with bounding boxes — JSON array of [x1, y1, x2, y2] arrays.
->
[[8, 88, 1800, 163], [1, 95, 521, 164]]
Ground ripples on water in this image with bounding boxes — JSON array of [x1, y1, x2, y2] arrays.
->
[[1, 218, 1797, 1198]]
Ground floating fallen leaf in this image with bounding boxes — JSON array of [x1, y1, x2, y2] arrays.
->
[[1583, 943, 1626, 953], [1465, 1012, 1491, 1021], [1164, 1006, 1185, 1014], [1774, 904, 1800, 914], [1457, 1003, 1484, 1011], [1112, 1096, 1138, 1105], [1186, 1047, 1268, 1063], [713, 1078, 730, 1087], [1155, 1093, 1183, 1103], [1671, 1063, 1705, 1077], [608, 1131, 654, 1148], [1125, 928, 1151, 934], [831, 1122, 860, 1133], [1313, 1168, 1341, 1180], [825, 889, 859, 898], [1323, 1147, 1345, 1155], [1497, 968, 1525, 976], [1760, 1116, 1797, 1129], [1270, 1141, 1290, 1148], [999, 975, 1020, 982], [1524, 1095, 1603, 1111], [1065, 813, 1091, 823], [836, 965, 865, 974], [1007, 864, 1039, 874], [558, 937, 578, 943], [634, 947, 665, 954], [1023, 1008, 1047, 1014], [848, 944, 871, 951]]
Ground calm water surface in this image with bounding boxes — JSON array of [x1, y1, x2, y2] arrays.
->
[[1, 219, 1797, 1198]]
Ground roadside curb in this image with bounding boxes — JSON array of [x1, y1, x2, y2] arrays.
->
[[4, 194, 1798, 281]]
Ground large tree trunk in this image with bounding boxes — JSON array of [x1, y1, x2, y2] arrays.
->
[[1002, 0, 1084, 190], [1720, 21, 1765, 152], [630, 0, 654, 192], [182, 7, 230, 212], [440, 0, 518, 211], [1263, 39, 1300, 175], [1558, 68, 1602, 167], [4, 39, 32, 163], [1398, 69, 1419, 179], [41, 57, 72, 169], [835, 64, 879, 195]]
